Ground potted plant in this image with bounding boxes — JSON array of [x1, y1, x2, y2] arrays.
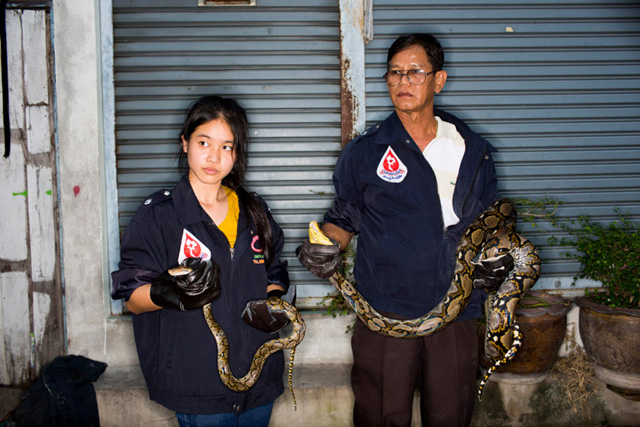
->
[[554, 210, 640, 400]]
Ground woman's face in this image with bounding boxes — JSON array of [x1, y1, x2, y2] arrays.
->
[[182, 118, 236, 188]]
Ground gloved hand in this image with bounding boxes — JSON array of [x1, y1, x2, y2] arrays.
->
[[296, 237, 342, 279], [472, 253, 514, 292], [241, 289, 291, 333], [150, 257, 221, 311]]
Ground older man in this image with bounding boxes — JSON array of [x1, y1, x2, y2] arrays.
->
[[298, 33, 512, 426]]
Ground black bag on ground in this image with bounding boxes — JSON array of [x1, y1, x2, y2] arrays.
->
[[7, 355, 107, 427]]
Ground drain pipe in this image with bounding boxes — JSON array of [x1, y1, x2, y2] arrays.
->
[[1, 0, 9, 157]]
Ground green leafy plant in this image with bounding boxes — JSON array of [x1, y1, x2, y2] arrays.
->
[[551, 211, 640, 309], [319, 291, 351, 318], [515, 198, 640, 310], [513, 196, 563, 227]]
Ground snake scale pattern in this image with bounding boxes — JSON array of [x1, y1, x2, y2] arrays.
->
[[202, 297, 306, 408], [311, 197, 541, 399]]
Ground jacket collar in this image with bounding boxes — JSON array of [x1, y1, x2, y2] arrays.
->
[[172, 174, 209, 226], [372, 108, 496, 154], [172, 174, 251, 238], [434, 107, 496, 153], [373, 112, 412, 147]]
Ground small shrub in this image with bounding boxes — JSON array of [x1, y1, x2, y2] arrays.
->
[[551, 211, 640, 309], [515, 198, 640, 310]]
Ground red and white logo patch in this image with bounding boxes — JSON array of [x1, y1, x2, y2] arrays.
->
[[178, 229, 211, 264], [377, 146, 407, 183]]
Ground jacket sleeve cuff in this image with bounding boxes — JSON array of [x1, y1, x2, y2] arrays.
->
[[111, 268, 159, 301], [323, 195, 361, 234], [267, 259, 290, 294]]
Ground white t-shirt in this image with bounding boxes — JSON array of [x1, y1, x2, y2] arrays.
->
[[423, 116, 466, 228]]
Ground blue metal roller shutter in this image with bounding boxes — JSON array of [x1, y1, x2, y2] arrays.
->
[[112, 0, 341, 306]]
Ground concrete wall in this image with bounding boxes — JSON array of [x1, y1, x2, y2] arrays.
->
[[0, 8, 63, 386], [0, 0, 121, 388], [52, 0, 139, 368]]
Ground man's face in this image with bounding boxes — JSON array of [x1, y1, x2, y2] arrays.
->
[[386, 45, 446, 116]]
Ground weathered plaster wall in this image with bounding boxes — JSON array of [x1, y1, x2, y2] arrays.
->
[[51, 0, 139, 368], [52, 0, 109, 362], [0, 8, 63, 386]]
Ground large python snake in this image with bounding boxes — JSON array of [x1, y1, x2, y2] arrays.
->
[[167, 263, 306, 409], [202, 300, 306, 408], [307, 197, 541, 399]]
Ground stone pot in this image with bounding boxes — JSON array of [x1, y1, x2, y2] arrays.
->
[[577, 296, 640, 400], [479, 291, 571, 384]]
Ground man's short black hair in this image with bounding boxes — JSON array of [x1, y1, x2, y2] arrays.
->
[[386, 34, 444, 72]]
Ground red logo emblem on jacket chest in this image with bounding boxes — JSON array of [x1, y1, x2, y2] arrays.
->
[[377, 146, 408, 183]]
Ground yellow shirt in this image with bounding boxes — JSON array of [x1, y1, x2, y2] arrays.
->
[[218, 186, 239, 248]]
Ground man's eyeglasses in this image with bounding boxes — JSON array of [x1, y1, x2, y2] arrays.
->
[[383, 69, 437, 87]]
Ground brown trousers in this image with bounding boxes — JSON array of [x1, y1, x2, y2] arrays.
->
[[351, 317, 478, 427]]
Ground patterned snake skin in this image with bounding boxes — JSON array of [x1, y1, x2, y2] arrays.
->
[[311, 197, 541, 399], [202, 297, 306, 408]]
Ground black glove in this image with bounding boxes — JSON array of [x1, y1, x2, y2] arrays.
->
[[296, 238, 342, 279], [241, 289, 291, 333], [150, 258, 221, 311], [472, 253, 514, 292]]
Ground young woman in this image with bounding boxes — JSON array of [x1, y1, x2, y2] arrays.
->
[[111, 96, 291, 426]]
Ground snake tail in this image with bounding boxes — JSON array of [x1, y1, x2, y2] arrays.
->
[[477, 322, 522, 400]]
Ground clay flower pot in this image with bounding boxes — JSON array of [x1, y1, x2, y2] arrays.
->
[[577, 296, 640, 400]]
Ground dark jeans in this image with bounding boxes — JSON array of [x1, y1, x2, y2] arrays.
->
[[176, 401, 273, 427], [351, 317, 478, 427]]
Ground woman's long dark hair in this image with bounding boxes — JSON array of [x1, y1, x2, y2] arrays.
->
[[179, 95, 274, 265]]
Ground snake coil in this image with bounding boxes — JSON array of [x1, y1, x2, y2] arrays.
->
[[201, 299, 305, 409], [308, 197, 541, 399], [167, 265, 306, 405]]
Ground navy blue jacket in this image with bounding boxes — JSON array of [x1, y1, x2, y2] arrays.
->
[[111, 174, 289, 414], [324, 108, 500, 319]]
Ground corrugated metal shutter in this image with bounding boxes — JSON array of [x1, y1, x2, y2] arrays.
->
[[365, 1, 640, 290], [112, 0, 341, 306]]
